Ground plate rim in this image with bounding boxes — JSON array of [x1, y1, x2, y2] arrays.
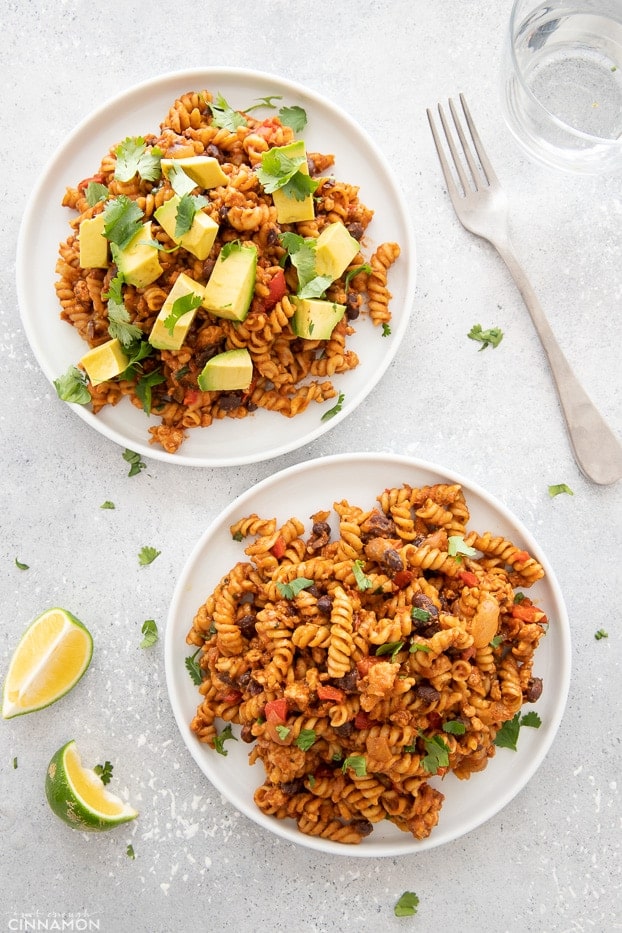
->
[[164, 451, 572, 857], [16, 67, 417, 468]]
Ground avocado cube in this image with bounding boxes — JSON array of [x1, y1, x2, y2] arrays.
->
[[314, 222, 360, 281], [148, 273, 205, 351], [161, 156, 228, 190], [197, 348, 253, 392], [80, 337, 129, 386], [290, 297, 346, 340], [202, 244, 257, 322], [265, 140, 316, 224], [114, 221, 163, 288], [79, 213, 108, 269], [154, 195, 218, 261]]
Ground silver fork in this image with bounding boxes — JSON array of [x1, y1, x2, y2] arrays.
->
[[427, 93, 622, 486]]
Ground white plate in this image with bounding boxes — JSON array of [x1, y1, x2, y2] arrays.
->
[[16, 69, 416, 468], [164, 453, 571, 857]]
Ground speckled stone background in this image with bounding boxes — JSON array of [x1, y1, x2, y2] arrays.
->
[[1, 1, 621, 931]]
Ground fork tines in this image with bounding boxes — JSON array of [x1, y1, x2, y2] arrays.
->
[[427, 93, 498, 197]]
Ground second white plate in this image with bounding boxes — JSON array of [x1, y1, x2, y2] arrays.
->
[[164, 453, 571, 856]]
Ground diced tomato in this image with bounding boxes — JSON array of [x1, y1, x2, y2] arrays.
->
[[264, 698, 288, 724], [511, 604, 547, 624], [393, 570, 413, 590], [356, 656, 382, 677], [514, 550, 531, 564], [427, 711, 442, 729], [253, 118, 282, 140], [77, 173, 105, 192], [220, 689, 242, 705], [270, 535, 287, 559], [264, 269, 287, 310], [184, 388, 200, 406], [458, 571, 479, 587], [317, 684, 345, 703], [354, 711, 373, 730]]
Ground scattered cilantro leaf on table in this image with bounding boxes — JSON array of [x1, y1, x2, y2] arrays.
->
[[138, 546, 160, 566], [94, 761, 113, 785], [126, 844, 136, 860], [595, 628, 608, 640], [548, 483, 574, 497], [468, 323, 504, 350], [123, 449, 146, 477], [140, 619, 159, 648], [394, 892, 420, 917], [14, 558, 29, 570], [100, 501, 115, 510]]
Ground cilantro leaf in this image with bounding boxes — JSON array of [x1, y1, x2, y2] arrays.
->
[[122, 448, 146, 477], [140, 618, 159, 648], [210, 93, 247, 131], [85, 182, 109, 206], [256, 147, 318, 201], [135, 369, 166, 414], [214, 723, 238, 756], [420, 732, 450, 774], [164, 292, 203, 336], [53, 365, 91, 405], [375, 641, 404, 662], [321, 392, 345, 422], [94, 761, 113, 785], [341, 755, 367, 777], [409, 642, 431, 654], [394, 892, 419, 918], [185, 649, 203, 685], [411, 607, 431, 622], [14, 558, 29, 570], [494, 710, 542, 751], [278, 105, 307, 133], [174, 193, 208, 237], [114, 137, 162, 183], [443, 720, 467, 735], [138, 546, 160, 566], [100, 501, 115, 510], [344, 263, 371, 292], [467, 323, 504, 350], [382, 322, 391, 337], [126, 844, 136, 860], [166, 160, 199, 197], [295, 729, 317, 751], [103, 196, 144, 249], [352, 559, 372, 591], [595, 628, 608, 640], [244, 95, 283, 112], [107, 301, 143, 348], [548, 483, 574, 497], [276, 577, 315, 599], [275, 725, 291, 740]]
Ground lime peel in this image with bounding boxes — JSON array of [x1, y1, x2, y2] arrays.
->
[[45, 740, 138, 832]]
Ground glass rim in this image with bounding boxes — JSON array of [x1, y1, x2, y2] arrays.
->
[[508, 0, 622, 146]]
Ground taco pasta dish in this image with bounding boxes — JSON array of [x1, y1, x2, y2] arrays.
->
[[185, 481, 548, 845], [54, 89, 400, 454]]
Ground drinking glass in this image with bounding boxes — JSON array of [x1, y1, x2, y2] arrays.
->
[[500, 0, 622, 174]]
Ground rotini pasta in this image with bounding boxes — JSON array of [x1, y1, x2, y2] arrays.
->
[[54, 89, 400, 454], [186, 482, 549, 845]]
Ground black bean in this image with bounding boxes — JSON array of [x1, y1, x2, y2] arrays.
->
[[317, 595, 333, 615], [525, 677, 543, 703]]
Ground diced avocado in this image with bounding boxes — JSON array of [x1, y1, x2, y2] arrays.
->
[[197, 348, 253, 392], [161, 156, 228, 189], [202, 244, 258, 322], [148, 273, 205, 351], [290, 297, 346, 340], [80, 338, 129, 386], [269, 140, 315, 224], [154, 195, 218, 261], [79, 213, 108, 269], [114, 221, 162, 288], [314, 222, 360, 281]]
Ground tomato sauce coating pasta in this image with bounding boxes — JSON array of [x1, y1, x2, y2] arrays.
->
[[187, 483, 548, 845], [54, 89, 400, 453]]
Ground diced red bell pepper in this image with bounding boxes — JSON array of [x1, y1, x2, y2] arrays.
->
[[184, 388, 200, 406], [316, 684, 345, 703], [514, 550, 531, 564], [270, 535, 287, 559], [264, 698, 288, 724], [220, 689, 242, 705], [356, 656, 382, 677], [511, 603, 547, 624], [264, 269, 287, 310], [458, 571, 479, 587], [253, 118, 282, 140], [77, 173, 105, 192], [354, 711, 373, 730]]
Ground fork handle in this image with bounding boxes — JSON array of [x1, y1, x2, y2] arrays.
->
[[494, 238, 622, 485]]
